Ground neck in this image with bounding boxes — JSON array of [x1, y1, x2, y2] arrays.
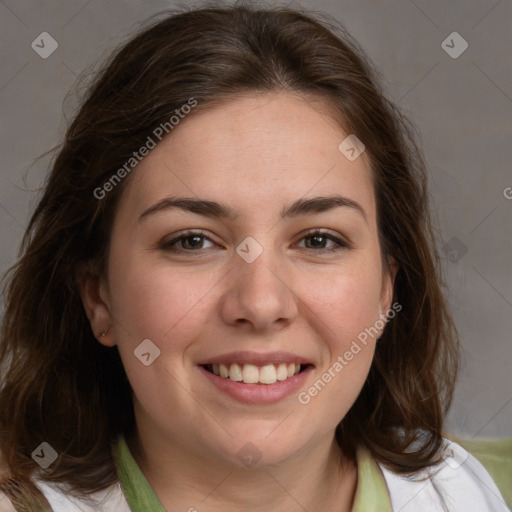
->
[[127, 426, 358, 512]]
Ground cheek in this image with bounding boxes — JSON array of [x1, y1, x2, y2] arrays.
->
[[295, 265, 380, 423], [106, 248, 215, 366], [301, 257, 383, 349], [106, 256, 217, 420]]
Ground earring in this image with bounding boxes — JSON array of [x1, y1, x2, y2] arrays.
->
[[98, 328, 109, 338]]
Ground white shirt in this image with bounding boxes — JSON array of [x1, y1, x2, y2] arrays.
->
[[0, 439, 509, 511], [380, 440, 510, 511]]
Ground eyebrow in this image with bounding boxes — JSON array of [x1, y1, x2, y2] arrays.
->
[[139, 195, 367, 224]]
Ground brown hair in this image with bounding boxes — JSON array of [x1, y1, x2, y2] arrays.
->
[[0, 1, 460, 509]]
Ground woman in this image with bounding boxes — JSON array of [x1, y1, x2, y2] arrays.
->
[[0, 3, 509, 511]]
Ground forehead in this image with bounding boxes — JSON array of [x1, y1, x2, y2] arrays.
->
[[118, 91, 376, 225]]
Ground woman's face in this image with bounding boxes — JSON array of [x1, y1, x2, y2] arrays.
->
[[91, 91, 397, 467]]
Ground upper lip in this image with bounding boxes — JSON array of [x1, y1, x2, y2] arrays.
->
[[197, 351, 314, 367]]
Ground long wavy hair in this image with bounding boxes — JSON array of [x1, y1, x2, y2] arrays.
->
[[0, 2, 460, 509]]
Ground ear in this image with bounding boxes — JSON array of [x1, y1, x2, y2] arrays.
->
[[378, 255, 399, 329], [76, 263, 116, 347]]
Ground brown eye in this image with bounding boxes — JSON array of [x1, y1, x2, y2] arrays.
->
[[180, 235, 207, 250], [160, 231, 216, 252], [297, 230, 350, 253]]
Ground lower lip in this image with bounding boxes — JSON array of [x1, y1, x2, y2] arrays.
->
[[198, 365, 313, 404]]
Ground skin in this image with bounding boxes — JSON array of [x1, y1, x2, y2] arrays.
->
[[80, 91, 398, 512]]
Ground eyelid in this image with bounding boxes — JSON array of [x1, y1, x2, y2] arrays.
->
[[160, 229, 217, 249], [294, 228, 351, 248], [159, 228, 351, 253]]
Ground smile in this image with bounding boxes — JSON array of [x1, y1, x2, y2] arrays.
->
[[197, 351, 314, 403], [202, 362, 307, 385]]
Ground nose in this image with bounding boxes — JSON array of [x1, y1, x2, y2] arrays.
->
[[219, 245, 299, 333]]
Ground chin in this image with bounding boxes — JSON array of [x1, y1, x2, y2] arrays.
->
[[214, 429, 308, 469]]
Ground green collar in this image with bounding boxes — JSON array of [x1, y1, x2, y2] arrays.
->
[[113, 436, 166, 511], [113, 436, 392, 512], [352, 444, 393, 512]]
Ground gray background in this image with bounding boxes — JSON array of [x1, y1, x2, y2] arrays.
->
[[0, 0, 510, 438]]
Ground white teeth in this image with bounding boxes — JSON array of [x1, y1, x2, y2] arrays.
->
[[259, 364, 277, 384], [208, 362, 304, 384], [276, 363, 288, 381], [219, 363, 229, 378], [229, 363, 243, 381], [242, 364, 259, 384]]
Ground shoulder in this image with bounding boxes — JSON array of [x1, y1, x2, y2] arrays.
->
[[0, 474, 130, 512], [377, 439, 511, 512], [451, 435, 512, 508], [0, 453, 130, 512], [0, 492, 16, 512], [32, 479, 131, 512]]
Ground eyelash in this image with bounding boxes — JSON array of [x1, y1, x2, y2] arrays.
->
[[160, 229, 350, 254]]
